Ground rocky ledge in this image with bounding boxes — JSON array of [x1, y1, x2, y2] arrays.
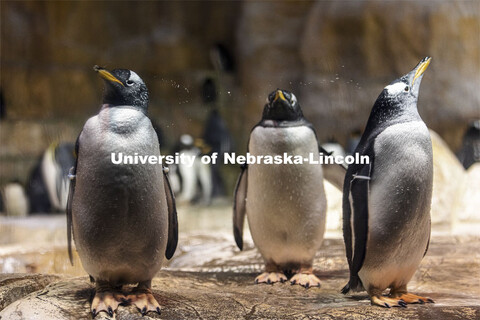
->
[[1, 234, 479, 320]]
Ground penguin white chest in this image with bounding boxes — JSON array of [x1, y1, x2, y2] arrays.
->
[[246, 126, 327, 265]]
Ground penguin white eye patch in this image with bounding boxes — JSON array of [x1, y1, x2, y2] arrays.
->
[[385, 82, 408, 96], [129, 71, 142, 84], [290, 93, 297, 105]]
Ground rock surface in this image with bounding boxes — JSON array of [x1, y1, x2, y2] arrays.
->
[[2, 1, 478, 183], [0, 273, 60, 310], [299, 0, 480, 146], [1, 233, 480, 319], [459, 163, 480, 222], [430, 130, 466, 225]]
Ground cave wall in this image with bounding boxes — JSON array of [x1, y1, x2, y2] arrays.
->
[[1, 0, 478, 184]]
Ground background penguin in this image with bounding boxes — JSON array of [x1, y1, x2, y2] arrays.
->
[[170, 134, 212, 205], [1, 180, 29, 217], [42, 142, 76, 212], [321, 138, 347, 190], [342, 57, 434, 308], [202, 108, 233, 198], [233, 89, 327, 288], [26, 157, 52, 214], [25, 142, 75, 213], [67, 66, 178, 317], [457, 120, 480, 169]]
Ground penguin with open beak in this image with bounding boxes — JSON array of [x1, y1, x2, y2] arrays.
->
[[234, 89, 327, 288], [67, 66, 178, 317], [341, 57, 434, 307]]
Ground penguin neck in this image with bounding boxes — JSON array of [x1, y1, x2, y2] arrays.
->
[[367, 98, 422, 130], [257, 118, 310, 128], [101, 103, 148, 115]]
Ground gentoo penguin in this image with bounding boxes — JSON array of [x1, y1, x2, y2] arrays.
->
[[26, 158, 52, 213], [171, 134, 212, 205], [1, 180, 29, 217], [41, 142, 75, 212], [67, 66, 178, 317], [342, 57, 434, 307], [233, 89, 327, 288], [203, 108, 233, 198], [457, 120, 480, 169], [321, 138, 347, 190]]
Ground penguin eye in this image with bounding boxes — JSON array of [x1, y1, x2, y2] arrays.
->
[[404, 86, 410, 92], [126, 80, 135, 86]]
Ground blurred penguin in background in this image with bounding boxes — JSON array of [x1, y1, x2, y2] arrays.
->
[[201, 78, 233, 199], [457, 120, 480, 169], [346, 129, 362, 156], [26, 156, 52, 213], [30, 142, 76, 213], [170, 134, 212, 205], [1, 180, 29, 217], [321, 138, 346, 159], [321, 138, 347, 190], [210, 43, 235, 73]]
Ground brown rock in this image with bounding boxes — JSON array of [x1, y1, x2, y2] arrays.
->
[[458, 163, 480, 222], [236, 1, 314, 147], [0, 273, 61, 311], [300, 0, 480, 148], [430, 130, 466, 225]]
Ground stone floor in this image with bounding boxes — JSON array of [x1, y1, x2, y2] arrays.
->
[[0, 205, 479, 319]]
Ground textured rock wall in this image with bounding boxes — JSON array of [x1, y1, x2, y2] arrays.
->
[[1, 0, 478, 184], [0, 1, 240, 184], [237, 0, 479, 147], [299, 0, 480, 145]]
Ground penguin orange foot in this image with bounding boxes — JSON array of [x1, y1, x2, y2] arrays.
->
[[126, 281, 162, 316], [255, 272, 287, 284], [370, 295, 407, 308], [91, 282, 127, 318], [290, 268, 321, 288], [390, 286, 434, 304]]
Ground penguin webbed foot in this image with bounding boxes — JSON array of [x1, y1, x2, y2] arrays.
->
[[254, 272, 287, 285], [290, 273, 321, 289], [392, 292, 435, 304], [91, 290, 127, 318], [126, 286, 161, 316], [370, 295, 407, 308]]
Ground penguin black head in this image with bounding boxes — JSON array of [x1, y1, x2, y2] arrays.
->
[[262, 89, 304, 122], [378, 57, 432, 107], [94, 65, 149, 112], [368, 57, 431, 125]]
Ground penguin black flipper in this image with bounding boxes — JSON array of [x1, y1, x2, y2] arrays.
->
[[66, 133, 81, 265], [233, 164, 248, 251], [163, 169, 178, 260], [423, 232, 431, 257], [341, 147, 373, 294]]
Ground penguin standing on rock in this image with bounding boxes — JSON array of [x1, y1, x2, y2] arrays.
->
[[67, 66, 178, 317], [342, 57, 434, 307], [233, 89, 327, 288]]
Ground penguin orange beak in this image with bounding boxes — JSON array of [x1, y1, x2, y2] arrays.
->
[[273, 90, 286, 102], [411, 57, 431, 86], [94, 65, 124, 87]]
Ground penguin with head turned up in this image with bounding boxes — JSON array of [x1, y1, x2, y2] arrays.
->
[[234, 89, 327, 288], [67, 66, 178, 318], [342, 57, 434, 307]]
